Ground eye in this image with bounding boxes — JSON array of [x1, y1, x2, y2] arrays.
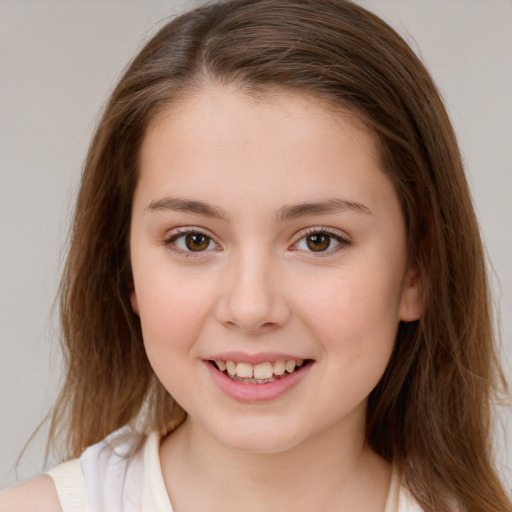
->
[[165, 229, 219, 254], [293, 229, 350, 254]]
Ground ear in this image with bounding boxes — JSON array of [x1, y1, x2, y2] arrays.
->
[[399, 264, 424, 322], [130, 286, 140, 315]]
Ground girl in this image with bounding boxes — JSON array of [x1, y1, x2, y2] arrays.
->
[[1, 0, 510, 510]]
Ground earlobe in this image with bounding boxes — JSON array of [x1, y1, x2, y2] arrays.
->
[[130, 287, 140, 315], [399, 265, 424, 322]]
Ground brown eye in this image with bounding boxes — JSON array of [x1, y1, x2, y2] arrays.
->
[[306, 234, 332, 252], [185, 233, 211, 251], [166, 229, 219, 255]]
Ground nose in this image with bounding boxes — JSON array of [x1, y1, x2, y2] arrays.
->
[[215, 248, 291, 334]]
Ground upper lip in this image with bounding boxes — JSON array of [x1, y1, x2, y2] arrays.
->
[[206, 351, 310, 365]]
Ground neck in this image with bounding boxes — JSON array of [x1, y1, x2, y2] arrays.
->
[[159, 407, 392, 512]]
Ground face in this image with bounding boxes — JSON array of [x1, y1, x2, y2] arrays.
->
[[130, 85, 422, 454]]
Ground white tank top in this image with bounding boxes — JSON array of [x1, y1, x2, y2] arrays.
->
[[47, 429, 424, 512]]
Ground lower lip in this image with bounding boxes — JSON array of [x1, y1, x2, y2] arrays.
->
[[204, 361, 312, 403]]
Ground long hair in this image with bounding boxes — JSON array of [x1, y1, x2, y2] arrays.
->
[[48, 1, 510, 510]]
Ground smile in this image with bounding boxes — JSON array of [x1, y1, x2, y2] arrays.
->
[[212, 359, 306, 383], [205, 357, 313, 402]]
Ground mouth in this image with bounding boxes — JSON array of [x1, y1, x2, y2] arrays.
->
[[208, 358, 313, 384]]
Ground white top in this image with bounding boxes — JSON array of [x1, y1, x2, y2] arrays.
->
[[47, 430, 424, 512]]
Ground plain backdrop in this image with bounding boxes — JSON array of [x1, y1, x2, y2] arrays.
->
[[1, 0, 511, 492]]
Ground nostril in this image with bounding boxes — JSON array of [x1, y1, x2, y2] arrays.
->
[[220, 319, 281, 334], [214, 279, 292, 333]]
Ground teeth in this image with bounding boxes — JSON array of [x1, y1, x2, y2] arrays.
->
[[214, 359, 306, 380], [253, 362, 274, 380], [226, 360, 237, 376], [236, 362, 254, 378], [285, 360, 296, 373], [273, 360, 286, 376]]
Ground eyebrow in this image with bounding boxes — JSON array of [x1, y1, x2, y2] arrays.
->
[[275, 198, 372, 222], [145, 196, 372, 222], [146, 197, 227, 220]]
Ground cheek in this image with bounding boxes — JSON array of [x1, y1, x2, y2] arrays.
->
[[297, 260, 404, 356], [133, 266, 216, 358], [135, 276, 216, 399]]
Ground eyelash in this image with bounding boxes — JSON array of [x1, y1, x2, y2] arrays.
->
[[291, 227, 351, 256], [162, 226, 351, 258], [163, 227, 220, 258]]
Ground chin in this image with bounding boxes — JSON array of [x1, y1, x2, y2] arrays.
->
[[210, 418, 307, 454]]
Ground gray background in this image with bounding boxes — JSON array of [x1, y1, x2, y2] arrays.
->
[[1, 0, 511, 492]]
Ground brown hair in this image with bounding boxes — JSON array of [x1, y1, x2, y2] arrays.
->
[[48, 1, 510, 510]]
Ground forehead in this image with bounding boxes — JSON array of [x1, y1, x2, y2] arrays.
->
[[145, 84, 375, 155], [136, 83, 396, 218]]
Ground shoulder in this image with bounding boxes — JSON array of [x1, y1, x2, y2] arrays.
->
[[0, 475, 62, 512]]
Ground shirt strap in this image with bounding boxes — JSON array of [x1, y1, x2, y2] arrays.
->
[[47, 459, 90, 512]]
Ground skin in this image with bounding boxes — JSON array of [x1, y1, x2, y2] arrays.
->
[[0, 475, 62, 512], [0, 84, 422, 511], [128, 84, 423, 511]]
